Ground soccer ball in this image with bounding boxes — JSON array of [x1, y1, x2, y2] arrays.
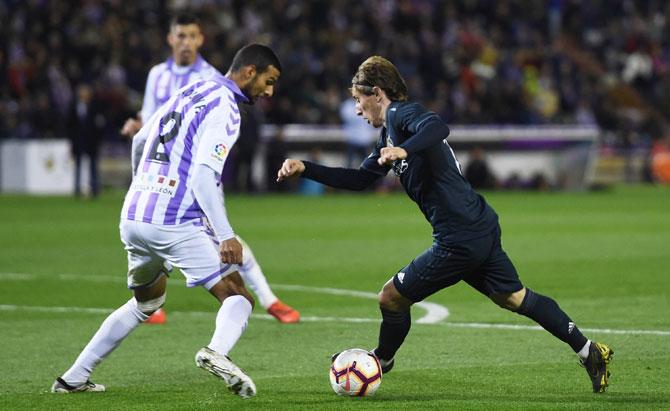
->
[[329, 348, 382, 396]]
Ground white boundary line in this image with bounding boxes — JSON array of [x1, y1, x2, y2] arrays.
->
[[1, 304, 669, 336], [269, 284, 449, 324], [439, 321, 670, 336], [0, 272, 449, 324], [2, 272, 669, 336]]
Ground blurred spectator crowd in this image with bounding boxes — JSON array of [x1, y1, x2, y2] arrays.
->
[[2, 0, 670, 155]]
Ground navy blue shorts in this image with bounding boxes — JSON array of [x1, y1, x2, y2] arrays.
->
[[393, 225, 523, 302]]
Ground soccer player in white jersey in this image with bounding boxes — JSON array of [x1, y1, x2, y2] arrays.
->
[[122, 13, 299, 324], [52, 44, 282, 398]]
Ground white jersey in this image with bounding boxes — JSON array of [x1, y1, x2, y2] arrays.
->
[[140, 55, 221, 123], [122, 75, 247, 225]]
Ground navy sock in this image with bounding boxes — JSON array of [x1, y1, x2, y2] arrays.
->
[[375, 308, 411, 361], [517, 288, 588, 352]]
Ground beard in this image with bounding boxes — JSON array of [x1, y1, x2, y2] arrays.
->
[[176, 50, 195, 66], [240, 75, 259, 105], [241, 92, 256, 105]]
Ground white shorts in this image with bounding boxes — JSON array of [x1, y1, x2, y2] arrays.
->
[[120, 219, 238, 290]]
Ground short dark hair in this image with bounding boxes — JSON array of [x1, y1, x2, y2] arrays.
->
[[351, 56, 408, 101], [229, 44, 282, 74], [170, 12, 200, 29]]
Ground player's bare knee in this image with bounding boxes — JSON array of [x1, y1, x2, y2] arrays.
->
[[133, 275, 167, 314], [379, 281, 411, 311], [490, 294, 515, 311], [227, 274, 255, 308], [208, 272, 255, 308], [490, 289, 525, 311], [133, 273, 167, 298], [378, 291, 395, 310], [222, 291, 255, 308], [378, 283, 394, 309]]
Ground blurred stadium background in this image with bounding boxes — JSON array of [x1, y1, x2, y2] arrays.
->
[[2, 0, 670, 194], [1, 2, 669, 410]]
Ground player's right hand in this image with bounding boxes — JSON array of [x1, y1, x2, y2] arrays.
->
[[121, 117, 142, 138], [378, 146, 407, 165], [277, 159, 305, 182], [219, 237, 243, 265]]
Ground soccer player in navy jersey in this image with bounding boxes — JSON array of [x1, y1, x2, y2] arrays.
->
[[51, 44, 280, 398], [277, 56, 613, 393], [122, 13, 299, 324]]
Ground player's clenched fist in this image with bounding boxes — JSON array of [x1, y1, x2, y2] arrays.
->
[[276, 159, 305, 182], [219, 237, 243, 265], [378, 146, 408, 166]]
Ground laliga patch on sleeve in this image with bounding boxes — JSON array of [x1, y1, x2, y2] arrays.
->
[[210, 143, 228, 163]]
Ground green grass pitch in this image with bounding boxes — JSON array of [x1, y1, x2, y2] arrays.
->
[[0, 186, 669, 410]]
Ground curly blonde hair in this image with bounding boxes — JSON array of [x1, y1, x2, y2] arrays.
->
[[351, 56, 408, 101]]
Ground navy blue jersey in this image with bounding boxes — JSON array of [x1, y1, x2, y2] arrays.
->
[[361, 101, 498, 242]]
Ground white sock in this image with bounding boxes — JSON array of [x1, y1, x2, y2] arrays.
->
[[238, 239, 278, 309], [208, 295, 252, 356], [577, 340, 591, 361], [62, 298, 148, 384]]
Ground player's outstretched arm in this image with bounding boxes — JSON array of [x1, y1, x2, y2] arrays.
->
[[277, 159, 305, 182], [280, 160, 381, 191]]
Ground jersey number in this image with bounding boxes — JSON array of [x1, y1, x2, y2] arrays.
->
[[148, 111, 183, 163]]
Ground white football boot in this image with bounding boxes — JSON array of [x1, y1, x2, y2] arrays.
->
[[195, 347, 256, 399], [51, 377, 106, 393]]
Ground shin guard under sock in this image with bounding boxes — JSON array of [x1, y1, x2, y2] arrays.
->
[[375, 308, 411, 361], [517, 288, 588, 352]]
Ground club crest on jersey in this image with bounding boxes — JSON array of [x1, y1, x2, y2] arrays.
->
[[392, 159, 408, 176], [211, 143, 228, 162], [385, 135, 408, 176]]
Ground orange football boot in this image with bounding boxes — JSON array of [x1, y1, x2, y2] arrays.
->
[[267, 300, 300, 323], [145, 308, 167, 325]]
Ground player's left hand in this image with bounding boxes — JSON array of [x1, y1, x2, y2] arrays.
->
[[378, 147, 408, 165], [219, 237, 243, 265]]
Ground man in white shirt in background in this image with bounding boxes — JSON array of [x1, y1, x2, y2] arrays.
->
[[339, 97, 376, 169]]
